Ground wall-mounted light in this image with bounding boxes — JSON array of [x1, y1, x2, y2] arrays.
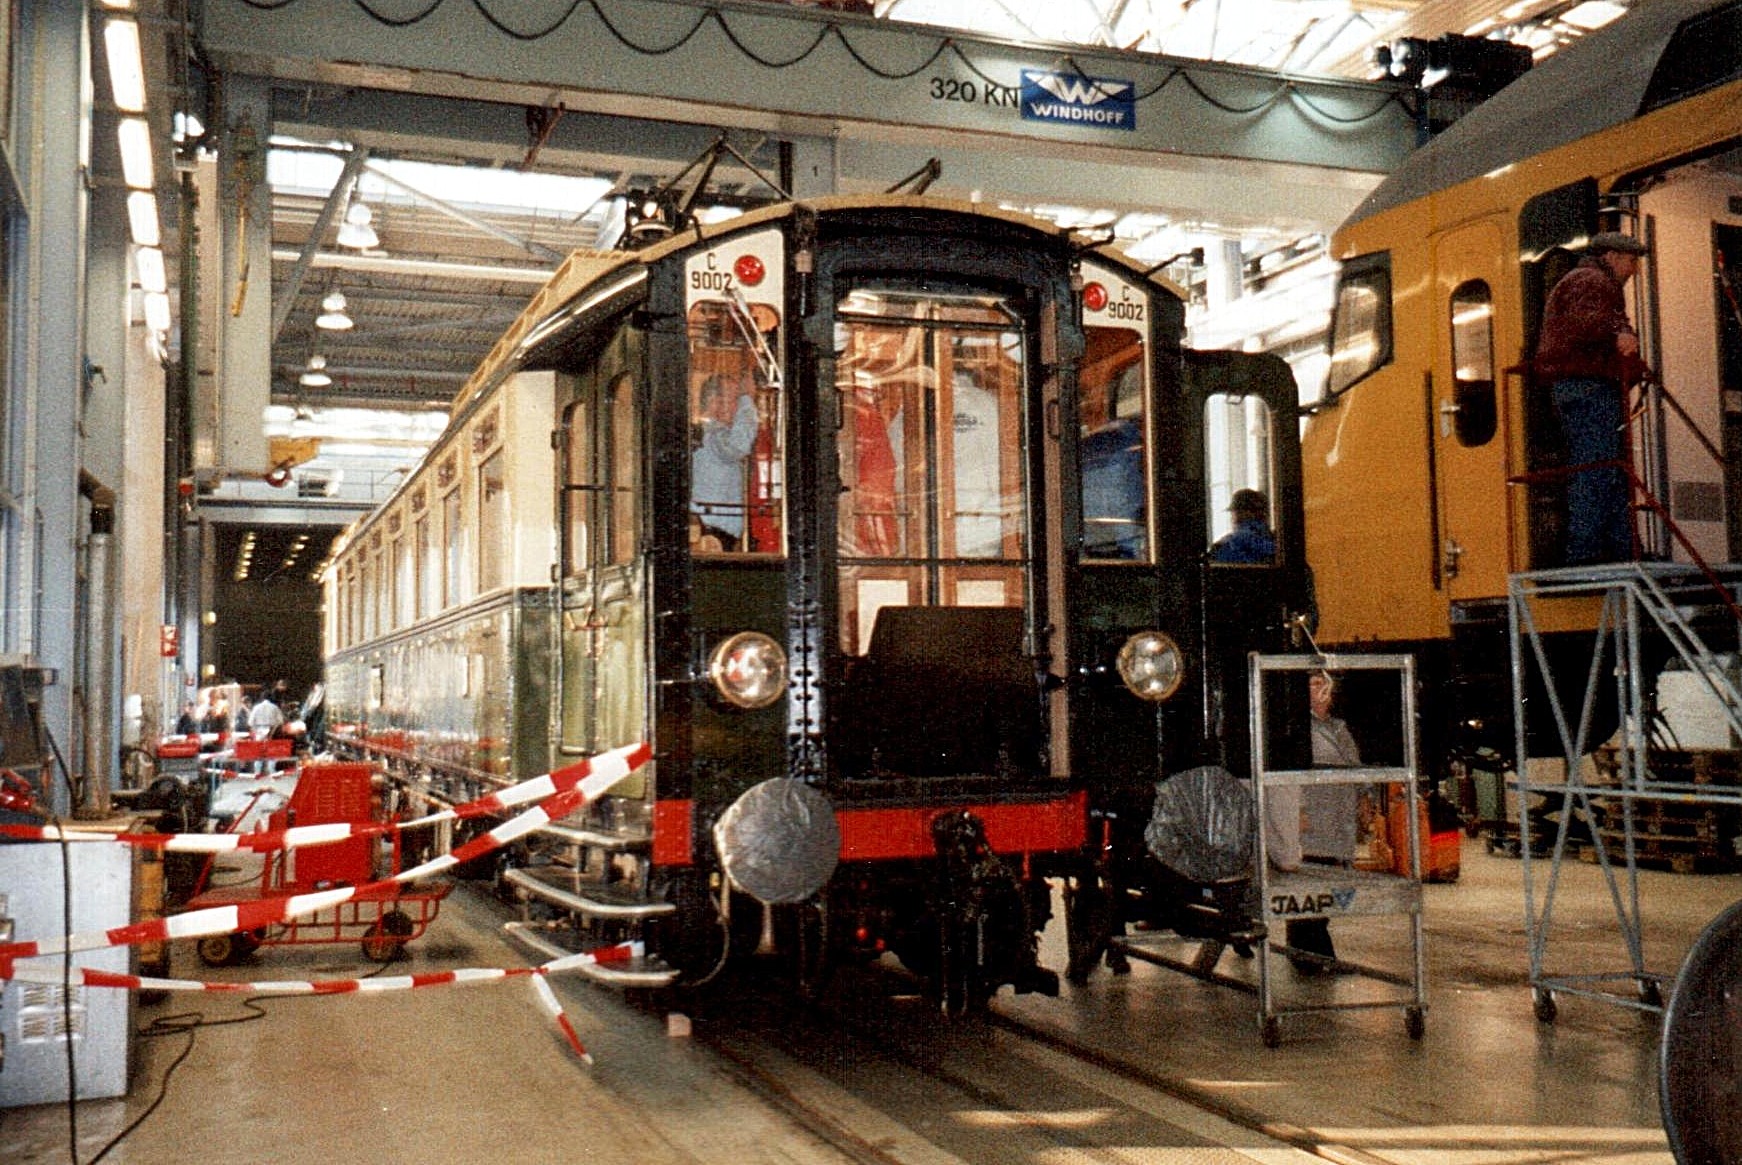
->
[[117, 117, 154, 190], [316, 290, 353, 331], [300, 354, 332, 387], [103, 18, 145, 113], [336, 201, 378, 250]]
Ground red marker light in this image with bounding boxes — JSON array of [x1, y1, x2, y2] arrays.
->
[[1082, 282, 1108, 312], [734, 254, 766, 287]]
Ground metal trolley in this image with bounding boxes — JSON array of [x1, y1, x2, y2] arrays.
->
[[1249, 652, 1428, 1047]]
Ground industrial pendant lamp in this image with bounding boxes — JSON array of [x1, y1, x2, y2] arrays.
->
[[336, 200, 379, 250], [300, 354, 332, 387], [316, 290, 353, 331]]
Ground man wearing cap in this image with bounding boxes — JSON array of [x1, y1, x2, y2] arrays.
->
[[1211, 488, 1276, 563], [1534, 231, 1651, 565]]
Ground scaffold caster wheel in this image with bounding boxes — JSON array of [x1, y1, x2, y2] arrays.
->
[[362, 910, 415, 963], [1261, 1016, 1281, 1048], [1533, 987, 1557, 1023], [1405, 1006, 1425, 1040]]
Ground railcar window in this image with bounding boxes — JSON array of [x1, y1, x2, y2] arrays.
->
[[835, 291, 1027, 654], [441, 485, 465, 609], [562, 395, 592, 576], [414, 512, 433, 622], [1325, 255, 1392, 397], [608, 372, 640, 565], [1205, 393, 1278, 563], [1079, 331, 1148, 561], [1450, 281, 1498, 446], [688, 300, 784, 555], [477, 451, 508, 593], [393, 534, 411, 629]]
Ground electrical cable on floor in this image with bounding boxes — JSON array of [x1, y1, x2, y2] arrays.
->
[[83, 950, 401, 1163]]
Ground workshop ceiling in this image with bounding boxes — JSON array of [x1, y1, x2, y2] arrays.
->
[[109, 0, 1641, 479]]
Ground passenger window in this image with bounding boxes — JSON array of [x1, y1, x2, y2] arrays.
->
[[477, 450, 508, 592], [1079, 328, 1148, 561], [1449, 280, 1497, 447], [688, 300, 784, 555], [1325, 255, 1392, 396], [1205, 393, 1277, 564]]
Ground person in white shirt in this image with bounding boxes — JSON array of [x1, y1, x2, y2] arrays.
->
[[248, 689, 285, 740]]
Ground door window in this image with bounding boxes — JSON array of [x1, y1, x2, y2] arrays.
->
[[1449, 280, 1497, 447], [835, 290, 1027, 654], [1206, 393, 1277, 564]]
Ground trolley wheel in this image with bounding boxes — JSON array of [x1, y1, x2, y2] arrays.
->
[[361, 909, 416, 963], [1639, 978, 1663, 1009], [1533, 986, 1557, 1023], [1405, 1005, 1426, 1040], [198, 932, 242, 967], [1261, 1016, 1281, 1048]]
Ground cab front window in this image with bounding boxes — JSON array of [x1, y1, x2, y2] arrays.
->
[[1325, 253, 1393, 397]]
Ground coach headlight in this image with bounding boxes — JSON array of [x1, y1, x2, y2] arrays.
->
[[1117, 631, 1184, 702], [709, 631, 788, 709]]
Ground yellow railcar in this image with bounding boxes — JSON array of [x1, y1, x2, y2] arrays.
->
[[1304, 0, 1742, 785]]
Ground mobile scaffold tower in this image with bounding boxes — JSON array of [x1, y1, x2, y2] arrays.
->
[[1508, 561, 1742, 1021]]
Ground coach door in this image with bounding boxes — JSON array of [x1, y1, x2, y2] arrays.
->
[[1430, 221, 1512, 601], [556, 330, 650, 795]]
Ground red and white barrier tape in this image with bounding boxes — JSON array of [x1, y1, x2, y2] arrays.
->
[[0, 742, 652, 854], [0, 744, 649, 963], [2, 942, 642, 1064]]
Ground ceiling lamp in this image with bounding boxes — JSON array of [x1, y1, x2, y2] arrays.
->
[[336, 200, 379, 250], [300, 354, 332, 388], [316, 290, 353, 331]]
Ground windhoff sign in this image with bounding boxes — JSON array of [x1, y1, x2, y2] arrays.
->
[[1020, 70, 1137, 131]]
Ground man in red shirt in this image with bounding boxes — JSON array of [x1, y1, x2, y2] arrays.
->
[[1534, 231, 1650, 565]]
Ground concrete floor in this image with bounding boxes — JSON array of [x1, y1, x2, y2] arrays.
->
[[1, 845, 1735, 1164]]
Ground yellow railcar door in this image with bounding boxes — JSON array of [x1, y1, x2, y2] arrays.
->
[[1431, 222, 1513, 602]]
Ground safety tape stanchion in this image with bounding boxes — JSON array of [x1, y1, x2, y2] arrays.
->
[[0, 943, 641, 1063]]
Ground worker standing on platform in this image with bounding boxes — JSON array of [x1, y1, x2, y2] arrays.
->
[[1534, 231, 1650, 565]]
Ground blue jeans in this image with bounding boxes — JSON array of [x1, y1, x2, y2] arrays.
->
[[1552, 376, 1631, 565]]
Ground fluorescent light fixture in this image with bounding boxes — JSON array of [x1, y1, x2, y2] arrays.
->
[[135, 246, 166, 293], [316, 290, 353, 331], [336, 201, 378, 250], [100, 0, 135, 8], [1559, 0, 1626, 29], [143, 290, 171, 332], [103, 19, 146, 113], [118, 117, 154, 190], [262, 404, 296, 436], [126, 190, 159, 247]]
